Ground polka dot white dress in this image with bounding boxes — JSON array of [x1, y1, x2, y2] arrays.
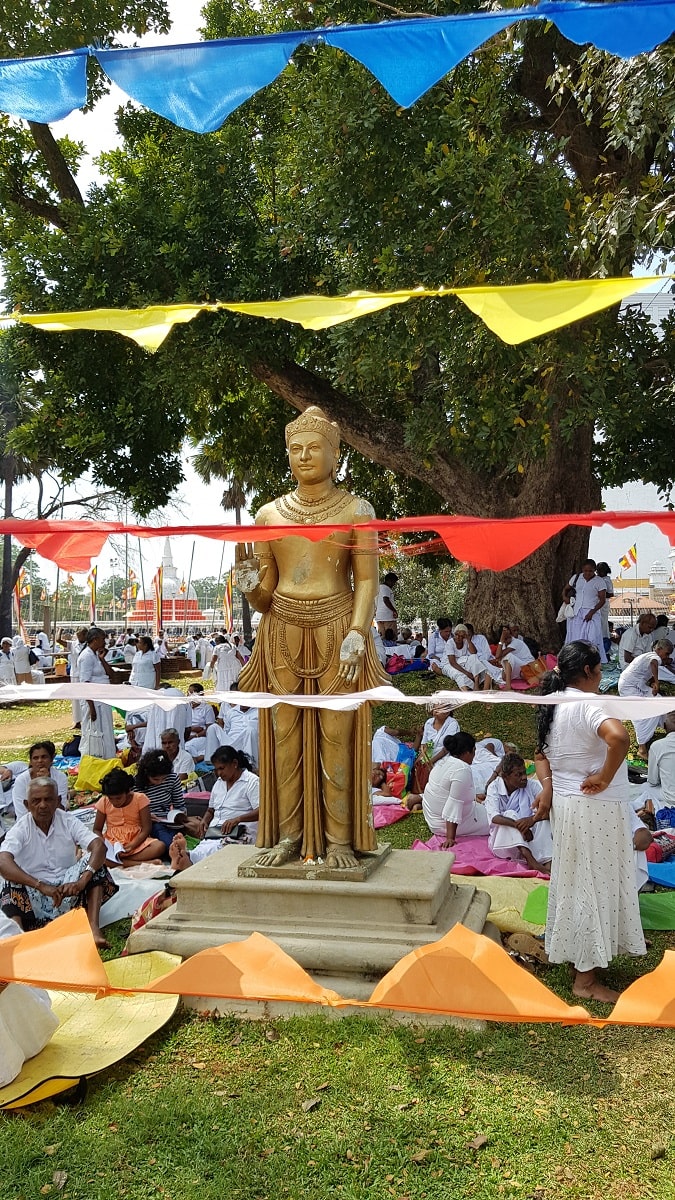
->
[[543, 690, 646, 973]]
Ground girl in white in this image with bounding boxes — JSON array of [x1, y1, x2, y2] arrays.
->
[[618, 640, 675, 759], [563, 559, 607, 663], [485, 753, 552, 873], [129, 635, 161, 689], [422, 731, 489, 847], [210, 636, 243, 692], [536, 641, 645, 1004]]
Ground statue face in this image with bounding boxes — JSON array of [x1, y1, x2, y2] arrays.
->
[[288, 431, 336, 485]]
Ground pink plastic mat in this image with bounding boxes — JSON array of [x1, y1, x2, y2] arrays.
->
[[412, 833, 550, 878], [372, 804, 411, 829]]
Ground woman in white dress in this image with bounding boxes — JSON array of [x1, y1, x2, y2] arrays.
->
[[563, 559, 607, 663], [77, 628, 117, 759], [0, 638, 16, 685], [535, 641, 645, 1003], [210, 636, 243, 692], [422, 731, 490, 847], [129, 635, 161, 690]]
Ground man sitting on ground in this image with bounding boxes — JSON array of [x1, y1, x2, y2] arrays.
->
[[619, 613, 656, 670]]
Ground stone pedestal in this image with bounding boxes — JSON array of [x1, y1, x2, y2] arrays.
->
[[127, 845, 493, 1005]]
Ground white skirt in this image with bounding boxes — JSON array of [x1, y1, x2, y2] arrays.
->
[[565, 608, 607, 662], [80, 702, 116, 758], [545, 791, 645, 972]]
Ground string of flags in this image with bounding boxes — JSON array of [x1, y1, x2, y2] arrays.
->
[[0, 1, 673, 131]]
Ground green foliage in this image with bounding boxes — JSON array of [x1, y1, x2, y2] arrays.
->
[[394, 557, 468, 628]]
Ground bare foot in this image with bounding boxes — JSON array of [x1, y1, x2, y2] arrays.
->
[[325, 845, 359, 870], [169, 833, 192, 872], [636, 745, 649, 761], [255, 839, 301, 867], [92, 929, 110, 950], [573, 970, 620, 1003]]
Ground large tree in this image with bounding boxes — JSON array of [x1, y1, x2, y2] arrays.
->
[[1, 0, 675, 642]]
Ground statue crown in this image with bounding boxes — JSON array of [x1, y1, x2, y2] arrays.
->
[[285, 407, 340, 455]]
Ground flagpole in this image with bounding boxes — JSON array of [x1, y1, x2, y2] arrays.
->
[[28, 551, 33, 626], [183, 541, 195, 636], [212, 543, 225, 633], [137, 539, 147, 631], [635, 546, 638, 598]]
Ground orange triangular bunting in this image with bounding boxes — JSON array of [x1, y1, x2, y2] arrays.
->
[[141, 932, 343, 1005], [368, 924, 594, 1024], [607, 950, 675, 1026], [0, 909, 110, 993]]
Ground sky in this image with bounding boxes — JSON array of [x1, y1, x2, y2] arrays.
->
[[11, 1, 675, 592]]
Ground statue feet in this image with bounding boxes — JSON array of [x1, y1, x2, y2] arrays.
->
[[325, 844, 360, 870], [255, 838, 302, 867]]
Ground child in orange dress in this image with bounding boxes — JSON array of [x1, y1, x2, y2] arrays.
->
[[93, 767, 166, 865]]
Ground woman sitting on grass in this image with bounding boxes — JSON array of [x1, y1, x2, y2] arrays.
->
[[134, 750, 187, 854], [93, 767, 166, 866]]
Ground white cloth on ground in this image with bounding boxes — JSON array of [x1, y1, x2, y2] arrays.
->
[[0, 912, 59, 1086]]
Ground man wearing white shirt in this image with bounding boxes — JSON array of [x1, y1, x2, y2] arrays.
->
[[619, 613, 656, 669], [639, 712, 675, 808], [427, 619, 454, 665], [160, 729, 195, 780], [11, 742, 68, 820]]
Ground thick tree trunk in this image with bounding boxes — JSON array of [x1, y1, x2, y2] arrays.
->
[[463, 420, 601, 650]]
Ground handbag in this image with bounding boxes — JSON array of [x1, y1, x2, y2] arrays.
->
[[557, 601, 576, 621], [84, 729, 107, 759]]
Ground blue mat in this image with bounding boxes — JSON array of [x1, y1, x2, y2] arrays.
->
[[647, 860, 675, 888]]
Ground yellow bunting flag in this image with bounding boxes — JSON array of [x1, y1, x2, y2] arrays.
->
[[13, 277, 662, 350]]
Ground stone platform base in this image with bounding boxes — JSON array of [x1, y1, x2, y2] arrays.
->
[[127, 845, 494, 1014]]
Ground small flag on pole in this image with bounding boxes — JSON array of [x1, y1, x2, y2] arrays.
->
[[619, 544, 637, 572]]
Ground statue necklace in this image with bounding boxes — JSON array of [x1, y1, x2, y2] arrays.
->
[[275, 488, 352, 524]]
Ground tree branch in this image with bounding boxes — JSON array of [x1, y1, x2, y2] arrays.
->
[[27, 122, 84, 208], [7, 189, 68, 230], [251, 357, 487, 512]]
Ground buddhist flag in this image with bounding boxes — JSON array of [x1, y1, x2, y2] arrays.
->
[[66, 573, 74, 586], [619, 544, 637, 571], [18, 568, 30, 598], [129, 568, 137, 582], [179, 579, 186, 594], [87, 566, 97, 623], [40, 588, 46, 601], [224, 573, 233, 634], [152, 566, 163, 634]]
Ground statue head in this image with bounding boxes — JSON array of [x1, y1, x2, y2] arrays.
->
[[285, 406, 340, 484]]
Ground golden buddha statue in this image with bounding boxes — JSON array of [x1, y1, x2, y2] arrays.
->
[[235, 406, 388, 870]]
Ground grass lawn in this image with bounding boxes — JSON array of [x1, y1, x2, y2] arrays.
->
[[2, 673, 675, 1200]]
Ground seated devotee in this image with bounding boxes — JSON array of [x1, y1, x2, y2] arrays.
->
[[490, 626, 535, 689], [185, 683, 217, 740], [372, 626, 387, 666], [188, 700, 259, 767], [652, 615, 674, 647], [410, 699, 461, 790], [0, 778, 116, 947], [430, 624, 493, 690], [371, 725, 406, 764], [471, 739, 503, 800], [427, 618, 454, 665], [133, 750, 187, 852], [485, 753, 553, 873], [93, 767, 166, 866], [0, 761, 29, 836], [168, 747, 260, 870], [395, 629, 416, 662], [644, 712, 675, 806], [0, 911, 60, 1087], [117, 713, 147, 767], [11, 742, 68, 820], [160, 728, 195, 781], [422, 732, 490, 848], [398, 645, 430, 673], [619, 613, 656, 669], [618, 640, 675, 759], [463, 623, 494, 662], [371, 765, 422, 810]]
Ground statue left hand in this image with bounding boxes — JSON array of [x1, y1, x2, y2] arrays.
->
[[337, 630, 366, 684]]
